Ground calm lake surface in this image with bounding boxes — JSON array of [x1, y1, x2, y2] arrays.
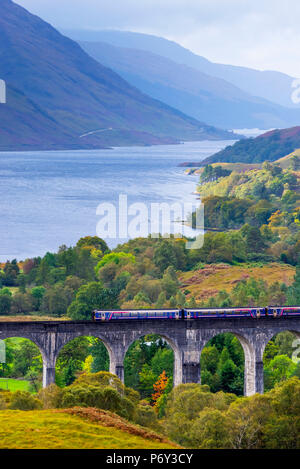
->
[[0, 140, 234, 261]]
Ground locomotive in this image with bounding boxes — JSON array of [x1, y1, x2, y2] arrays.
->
[[92, 306, 300, 321]]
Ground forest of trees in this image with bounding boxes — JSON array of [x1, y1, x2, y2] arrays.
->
[[1, 229, 300, 319], [201, 129, 300, 164]]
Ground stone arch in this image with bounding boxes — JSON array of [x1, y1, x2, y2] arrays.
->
[[200, 330, 256, 396], [124, 332, 182, 388], [259, 327, 300, 365], [0, 335, 44, 390], [261, 328, 300, 391], [54, 333, 113, 385], [55, 333, 113, 368], [0, 332, 45, 357], [0, 332, 46, 364], [261, 328, 300, 354]]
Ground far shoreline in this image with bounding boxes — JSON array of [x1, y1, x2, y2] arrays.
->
[[0, 136, 238, 155]]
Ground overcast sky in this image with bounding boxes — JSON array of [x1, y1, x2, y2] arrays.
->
[[15, 0, 300, 77]]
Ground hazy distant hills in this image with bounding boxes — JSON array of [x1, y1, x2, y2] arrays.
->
[[77, 39, 300, 130], [65, 30, 299, 111], [200, 126, 300, 165], [0, 1, 232, 151]]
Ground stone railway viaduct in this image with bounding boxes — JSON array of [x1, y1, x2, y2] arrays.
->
[[0, 318, 299, 396]]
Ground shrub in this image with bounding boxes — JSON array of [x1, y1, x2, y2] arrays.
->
[[58, 383, 136, 420], [135, 402, 161, 432], [0, 294, 12, 315], [73, 371, 124, 393], [51, 372, 139, 421], [0, 390, 12, 406], [0, 397, 6, 410], [38, 383, 63, 409], [9, 391, 43, 410], [58, 384, 102, 409]]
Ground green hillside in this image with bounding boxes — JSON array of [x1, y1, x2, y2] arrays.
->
[[201, 127, 300, 165], [197, 161, 300, 199], [184, 149, 300, 176], [0, 408, 178, 449], [275, 148, 300, 169]]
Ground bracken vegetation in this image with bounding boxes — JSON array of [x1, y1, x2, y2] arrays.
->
[[0, 407, 178, 449]]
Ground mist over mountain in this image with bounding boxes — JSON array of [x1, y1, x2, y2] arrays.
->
[[78, 39, 300, 130], [64, 29, 300, 111], [0, 0, 231, 151]]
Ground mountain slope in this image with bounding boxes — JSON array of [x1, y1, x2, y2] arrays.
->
[[200, 127, 300, 165], [0, 85, 76, 150], [178, 263, 295, 302], [275, 148, 300, 169], [65, 29, 299, 110], [0, 1, 231, 151], [79, 40, 300, 130]]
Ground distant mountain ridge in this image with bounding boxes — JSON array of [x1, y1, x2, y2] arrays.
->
[[200, 126, 300, 165], [64, 29, 300, 111], [0, 0, 231, 151], [78, 39, 300, 130]]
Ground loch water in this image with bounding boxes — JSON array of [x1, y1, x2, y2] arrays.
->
[[0, 140, 234, 261]]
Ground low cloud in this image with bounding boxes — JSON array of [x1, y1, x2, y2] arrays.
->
[[14, 0, 300, 77]]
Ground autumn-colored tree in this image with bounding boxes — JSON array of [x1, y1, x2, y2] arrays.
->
[[268, 210, 285, 227], [152, 370, 168, 407], [22, 258, 36, 275], [292, 207, 300, 226]]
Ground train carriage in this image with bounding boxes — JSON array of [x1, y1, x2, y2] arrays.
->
[[184, 307, 266, 319], [92, 306, 300, 321], [267, 306, 300, 318], [93, 309, 181, 321], [93, 306, 300, 321]]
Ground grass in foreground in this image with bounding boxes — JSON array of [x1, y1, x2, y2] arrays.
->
[[0, 407, 179, 449], [0, 379, 30, 392]]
